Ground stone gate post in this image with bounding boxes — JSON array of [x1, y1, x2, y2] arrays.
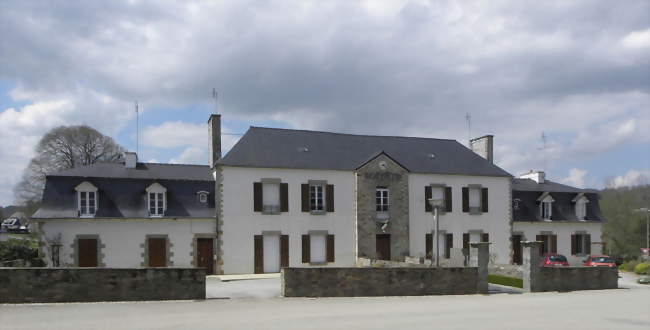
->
[[470, 242, 490, 294], [521, 241, 541, 292]]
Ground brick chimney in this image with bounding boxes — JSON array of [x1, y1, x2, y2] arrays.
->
[[470, 135, 494, 163], [208, 114, 221, 168]]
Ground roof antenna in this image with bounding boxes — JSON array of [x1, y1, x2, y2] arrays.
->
[[465, 112, 472, 147], [538, 131, 547, 171], [212, 88, 218, 114], [135, 101, 139, 156]]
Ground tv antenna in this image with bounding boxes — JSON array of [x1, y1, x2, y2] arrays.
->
[[135, 101, 139, 155], [212, 88, 218, 114], [538, 131, 548, 171], [465, 112, 472, 147]]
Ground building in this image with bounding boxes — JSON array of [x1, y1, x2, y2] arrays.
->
[[511, 170, 604, 265], [213, 115, 513, 274], [32, 153, 218, 273]]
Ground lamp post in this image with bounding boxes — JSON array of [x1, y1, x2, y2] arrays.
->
[[635, 208, 650, 254], [428, 198, 445, 268]]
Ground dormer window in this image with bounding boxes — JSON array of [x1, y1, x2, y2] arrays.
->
[[75, 181, 98, 218], [537, 192, 554, 221], [572, 193, 589, 220], [197, 191, 209, 204], [146, 183, 167, 217]]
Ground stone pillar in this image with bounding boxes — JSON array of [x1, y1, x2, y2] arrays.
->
[[470, 242, 490, 294], [522, 241, 541, 292]]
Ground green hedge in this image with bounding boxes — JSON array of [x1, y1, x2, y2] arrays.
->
[[634, 263, 649, 275], [488, 274, 523, 288]]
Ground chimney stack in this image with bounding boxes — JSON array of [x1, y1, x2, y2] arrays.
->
[[124, 152, 138, 169], [208, 114, 221, 168], [470, 135, 494, 163]]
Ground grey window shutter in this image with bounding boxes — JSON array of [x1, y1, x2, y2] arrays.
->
[[326, 184, 335, 212], [551, 235, 557, 253], [445, 233, 453, 258], [326, 234, 335, 262], [462, 187, 469, 213], [585, 235, 591, 254], [280, 183, 289, 212], [302, 235, 310, 263], [425, 186, 432, 212], [445, 186, 452, 212], [536, 235, 544, 255], [481, 187, 489, 213], [301, 184, 309, 212], [254, 235, 263, 274], [571, 234, 576, 255], [253, 182, 263, 212], [280, 235, 289, 268], [425, 234, 432, 259], [481, 233, 489, 243]]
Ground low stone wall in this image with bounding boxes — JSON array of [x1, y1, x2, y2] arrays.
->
[[521, 242, 618, 292], [0, 268, 205, 303], [282, 267, 478, 297], [533, 266, 618, 292]]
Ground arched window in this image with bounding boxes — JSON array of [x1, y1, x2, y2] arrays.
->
[[537, 192, 554, 221], [75, 181, 98, 218], [572, 193, 589, 220], [146, 183, 167, 217]]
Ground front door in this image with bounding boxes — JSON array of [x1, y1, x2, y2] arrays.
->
[[197, 238, 214, 275], [263, 234, 280, 273], [78, 238, 98, 267], [376, 234, 391, 260], [512, 234, 522, 265], [148, 238, 167, 267]]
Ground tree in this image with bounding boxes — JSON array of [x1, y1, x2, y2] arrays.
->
[[601, 184, 650, 260], [14, 125, 125, 205]]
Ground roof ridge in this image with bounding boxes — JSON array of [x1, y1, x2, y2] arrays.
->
[[141, 162, 209, 167], [249, 126, 458, 142]]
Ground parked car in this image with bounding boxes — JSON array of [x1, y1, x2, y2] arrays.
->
[[540, 254, 570, 267], [1, 218, 28, 233], [583, 255, 616, 267]]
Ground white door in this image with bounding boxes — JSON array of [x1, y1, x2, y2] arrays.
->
[[263, 234, 280, 273]]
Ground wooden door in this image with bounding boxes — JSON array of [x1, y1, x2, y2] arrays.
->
[[148, 238, 167, 267], [197, 238, 214, 275], [376, 234, 391, 260], [78, 238, 98, 267], [512, 235, 522, 265]]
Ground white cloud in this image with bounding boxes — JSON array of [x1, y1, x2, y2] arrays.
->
[[142, 121, 206, 148], [621, 28, 650, 50], [169, 146, 205, 165], [561, 168, 587, 188], [606, 170, 650, 188]]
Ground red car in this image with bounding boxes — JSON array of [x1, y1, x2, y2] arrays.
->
[[540, 254, 570, 267], [583, 255, 616, 267]]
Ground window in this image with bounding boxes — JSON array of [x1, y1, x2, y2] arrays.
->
[[538, 193, 554, 220], [146, 183, 167, 217], [574, 195, 589, 220], [197, 191, 209, 204], [468, 187, 481, 209], [572, 233, 591, 255], [310, 184, 324, 212], [376, 187, 389, 212], [310, 233, 327, 263], [263, 182, 280, 213], [541, 201, 552, 220], [537, 234, 557, 255], [75, 181, 98, 217]]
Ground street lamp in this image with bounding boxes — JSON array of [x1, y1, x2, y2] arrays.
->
[[428, 198, 445, 268], [635, 208, 650, 255]]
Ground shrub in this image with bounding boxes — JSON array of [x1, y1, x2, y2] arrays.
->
[[634, 263, 650, 275], [621, 261, 639, 272], [0, 238, 43, 267], [488, 274, 523, 288]]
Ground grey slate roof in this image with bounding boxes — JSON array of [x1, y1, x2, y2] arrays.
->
[[218, 127, 512, 177], [33, 163, 214, 219], [512, 178, 603, 222]]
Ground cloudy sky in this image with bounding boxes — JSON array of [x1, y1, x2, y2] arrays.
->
[[1, 0, 649, 206]]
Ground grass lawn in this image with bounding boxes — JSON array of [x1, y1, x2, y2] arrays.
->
[[488, 274, 523, 288]]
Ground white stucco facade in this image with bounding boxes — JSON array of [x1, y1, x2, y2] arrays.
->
[[36, 218, 216, 268], [219, 166, 357, 274], [513, 221, 603, 265], [408, 174, 512, 264]]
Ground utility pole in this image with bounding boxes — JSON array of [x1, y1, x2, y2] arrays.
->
[[635, 208, 650, 255], [135, 101, 139, 155]]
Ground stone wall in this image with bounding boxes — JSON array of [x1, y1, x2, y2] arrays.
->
[[0, 268, 205, 303], [282, 267, 478, 297], [522, 242, 618, 292], [356, 153, 410, 260]]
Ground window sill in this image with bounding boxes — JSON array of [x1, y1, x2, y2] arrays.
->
[[309, 262, 328, 266], [309, 210, 327, 216], [261, 211, 282, 215], [149, 215, 164, 218], [469, 208, 482, 215], [79, 215, 96, 218]]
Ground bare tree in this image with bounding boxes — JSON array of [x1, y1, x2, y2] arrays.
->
[[14, 125, 125, 204]]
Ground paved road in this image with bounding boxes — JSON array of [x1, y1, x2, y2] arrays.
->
[[3, 281, 648, 330]]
